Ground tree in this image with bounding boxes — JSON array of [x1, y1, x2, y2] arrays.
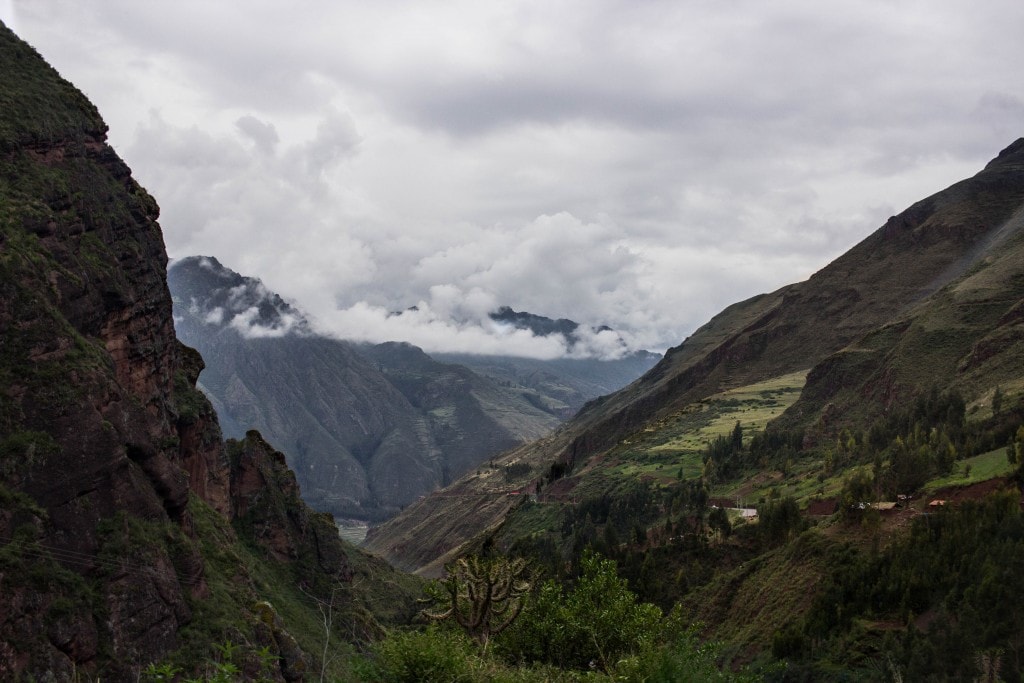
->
[[1009, 426, 1024, 465], [499, 551, 666, 672], [758, 496, 803, 547], [422, 555, 531, 651], [731, 420, 743, 451], [298, 583, 345, 682], [841, 469, 875, 518], [708, 506, 731, 542]]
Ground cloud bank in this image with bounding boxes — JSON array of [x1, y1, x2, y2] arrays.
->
[[11, 1, 1024, 357]]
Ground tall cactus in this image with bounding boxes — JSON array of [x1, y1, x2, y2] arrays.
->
[[423, 555, 531, 648]]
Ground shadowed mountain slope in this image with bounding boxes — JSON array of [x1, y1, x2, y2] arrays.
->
[[435, 350, 661, 417], [169, 256, 659, 522], [0, 23, 418, 679], [365, 138, 1024, 574], [168, 257, 567, 520]]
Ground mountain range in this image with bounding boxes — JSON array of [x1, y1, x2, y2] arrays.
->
[[365, 138, 1024, 574], [4, 13, 1024, 678], [357, 138, 1024, 678], [167, 256, 659, 521]]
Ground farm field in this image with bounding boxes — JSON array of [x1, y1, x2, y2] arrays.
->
[[573, 371, 808, 497], [922, 447, 1014, 493]]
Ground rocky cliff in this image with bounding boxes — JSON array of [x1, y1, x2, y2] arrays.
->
[[0, 22, 415, 679], [168, 256, 564, 520], [168, 256, 657, 521]]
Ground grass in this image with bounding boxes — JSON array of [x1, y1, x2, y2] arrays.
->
[[496, 500, 562, 539], [715, 456, 852, 508], [683, 530, 833, 655], [0, 23, 106, 151], [576, 371, 808, 494], [922, 447, 1015, 493]]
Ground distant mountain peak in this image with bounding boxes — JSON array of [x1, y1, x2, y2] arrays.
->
[[489, 306, 579, 338], [168, 255, 310, 338], [488, 305, 641, 359]]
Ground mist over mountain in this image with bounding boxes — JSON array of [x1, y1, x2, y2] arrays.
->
[[434, 351, 661, 417], [490, 306, 581, 339], [367, 136, 1024, 582], [360, 132, 1024, 678], [167, 255, 311, 338], [168, 256, 658, 521], [8, 5, 1024, 678]]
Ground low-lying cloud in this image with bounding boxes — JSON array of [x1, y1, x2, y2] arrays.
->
[[13, 1, 1024, 357]]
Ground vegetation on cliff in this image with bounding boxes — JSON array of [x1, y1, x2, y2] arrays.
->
[[0, 22, 420, 680], [5, 13, 1024, 681]]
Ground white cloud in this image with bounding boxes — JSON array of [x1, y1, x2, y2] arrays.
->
[[203, 307, 225, 325], [235, 115, 279, 155], [12, 0, 1024, 356], [228, 306, 304, 339], [0, 1, 18, 33]]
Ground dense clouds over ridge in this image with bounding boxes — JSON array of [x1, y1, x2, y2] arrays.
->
[[7, 1, 1024, 357]]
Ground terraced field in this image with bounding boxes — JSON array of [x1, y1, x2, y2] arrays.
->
[[572, 371, 808, 496]]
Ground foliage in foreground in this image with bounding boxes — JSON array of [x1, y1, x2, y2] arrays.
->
[[779, 491, 1024, 680], [497, 551, 667, 672], [422, 555, 531, 648], [357, 551, 754, 682], [358, 625, 752, 683]]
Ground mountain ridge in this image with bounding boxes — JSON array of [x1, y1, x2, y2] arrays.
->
[[364, 137, 1024, 575], [0, 23, 418, 678], [168, 255, 658, 521]]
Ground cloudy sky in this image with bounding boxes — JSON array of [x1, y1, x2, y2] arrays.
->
[[5, 1, 1023, 358]]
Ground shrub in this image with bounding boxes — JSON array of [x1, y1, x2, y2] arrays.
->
[[498, 551, 669, 672], [614, 629, 752, 682], [359, 625, 476, 683]]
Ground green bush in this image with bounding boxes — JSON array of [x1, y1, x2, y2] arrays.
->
[[498, 551, 669, 672], [355, 552, 746, 682], [613, 630, 752, 682], [359, 625, 477, 683]]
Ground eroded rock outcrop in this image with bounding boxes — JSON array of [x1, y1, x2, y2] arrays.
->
[[0, 21, 398, 680]]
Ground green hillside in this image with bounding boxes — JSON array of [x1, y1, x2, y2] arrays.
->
[[366, 138, 1024, 679], [5, 12, 1024, 679]]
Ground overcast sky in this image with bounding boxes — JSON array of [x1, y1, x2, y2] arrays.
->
[[5, 1, 1023, 358]]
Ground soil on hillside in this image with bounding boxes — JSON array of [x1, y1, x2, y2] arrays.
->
[[930, 476, 1021, 505]]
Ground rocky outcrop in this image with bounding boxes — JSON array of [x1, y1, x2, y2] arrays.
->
[[168, 256, 568, 520], [228, 431, 354, 578], [0, 22, 415, 680], [0, 22, 208, 677]]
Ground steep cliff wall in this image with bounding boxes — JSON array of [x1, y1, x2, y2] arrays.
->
[[1, 20, 211, 675], [0, 22, 415, 680]]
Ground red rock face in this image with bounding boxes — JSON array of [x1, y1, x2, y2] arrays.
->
[[0, 25, 368, 679], [228, 432, 353, 581], [176, 345, 233, 516], [0, 24, 233, 678]]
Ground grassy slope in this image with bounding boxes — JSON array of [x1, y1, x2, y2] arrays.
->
[[368, 145, 1024, 573], [570, 371, 808, 499], [360, 142, 1024, 679], [681, 531, 834, 657], [921, 447, 1014, 493]]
